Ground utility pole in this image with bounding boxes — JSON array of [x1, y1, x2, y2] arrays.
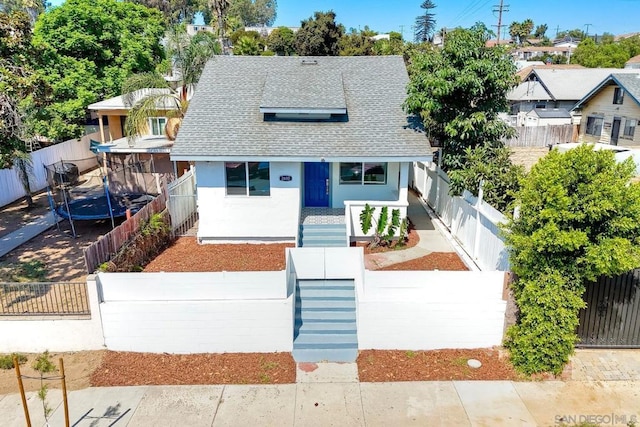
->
[[555, 25, 561, 38], [492, 0, 509, 43], [584, 23, 592, 38], [399, 24, 404, 40]]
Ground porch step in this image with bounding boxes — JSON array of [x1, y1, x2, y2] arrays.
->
[[293, 279, 358, 363], [298, 224, 347, 248]]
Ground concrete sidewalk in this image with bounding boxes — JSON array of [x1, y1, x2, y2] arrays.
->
[[1, 380, 638, 426], [0, 212, 60, 258]]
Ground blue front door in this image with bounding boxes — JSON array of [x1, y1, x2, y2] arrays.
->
[[304, 162, 330, 207]]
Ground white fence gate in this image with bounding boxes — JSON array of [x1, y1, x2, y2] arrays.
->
[[411, 162, 510, 271], [167, 167, 198, 236], [0, 132, 100, 208]]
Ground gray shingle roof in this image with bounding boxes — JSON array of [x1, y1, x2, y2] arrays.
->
[[528, 108, 571, 118], [527, 68, 640, 101], [171, 56, 429, 161], [261, 69, 346, 111], [574, 72, 640, 109]]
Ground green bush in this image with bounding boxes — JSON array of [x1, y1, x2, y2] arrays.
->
[[0, 353, 28, 370], [504, 145, 640, 375]]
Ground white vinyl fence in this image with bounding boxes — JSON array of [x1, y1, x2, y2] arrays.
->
[[0, 132, 100, 208], [411, 162, 510, 271], [167, 167, 198, 236]]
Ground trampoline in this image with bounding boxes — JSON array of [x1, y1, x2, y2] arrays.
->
[[45, 156, 158, 237], [54, 193, 152, 220]]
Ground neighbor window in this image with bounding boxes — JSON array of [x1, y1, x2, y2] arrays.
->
[[225, 162, 270, 196], [585, 116, 603, 137], [613, 87, 624, 105], [339, 163, 387, 185], [623, 118, 637, 139], [149, 117, 167, 136]]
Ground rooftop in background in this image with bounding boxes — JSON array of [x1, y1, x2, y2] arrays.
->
[[172, 55, 428, 161], [515, 63, 585, 80], [88, 88, 177, 111], [527, 108, 572, 119], [574, 72, 640, 109], [92, 135, 173, 154]]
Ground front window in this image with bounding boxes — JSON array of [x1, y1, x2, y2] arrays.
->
[[585, 116, 603, 137], [339, 162, 387, 185], [613, 87, 624, 105], [149, 117, 167, 136], [623, 118, 637, 139], [225, 162, 270, 196]]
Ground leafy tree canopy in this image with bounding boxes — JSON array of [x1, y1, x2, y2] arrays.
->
[[528, 53, 567, 64], [572, 37, 640, 68], [266, 26, 295, 55], [228, 0, 276, 27], [556, 28, 584, 39], [129, 0, 202, 25], [339, 27, 375, 56], [295, 10, 343, 56], [509, 19, 533, 44], [533, 24, 547, 39], [28, 0, 166, 141], [405, 24, 518, 174], [505, 145, 640, 374], [0, 0, 47, 23]]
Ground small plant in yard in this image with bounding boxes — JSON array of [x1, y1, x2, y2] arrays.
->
[[32, 351, 57, 423], [0, 353, 27, 369], [359, 204, 408, 249], [405, 350, 416, 359], [259, 358, 279, 383]]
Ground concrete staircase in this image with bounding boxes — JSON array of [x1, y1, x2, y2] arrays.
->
[[298, 224, 347, 247], [293, 279, 358, 363]]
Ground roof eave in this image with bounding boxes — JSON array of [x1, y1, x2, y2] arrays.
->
[[170, 154, 433, 163]]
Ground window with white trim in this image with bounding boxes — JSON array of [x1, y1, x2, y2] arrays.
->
[[149, 117, 167, 136], [585, 116, 603, 137], [339, 163, 387, 185], [225, 162, 270, 196], [623, 118, 637, 139]]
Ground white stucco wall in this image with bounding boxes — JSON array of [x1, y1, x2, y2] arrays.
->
[[331, 162, 402, 207], [196, 161, 301, 242], [0, 276, 105, 352], [358, 270, 507, 350], [98, 272, 293, 353]]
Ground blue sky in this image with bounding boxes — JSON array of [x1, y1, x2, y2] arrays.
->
[[48, 0, 639, 39]]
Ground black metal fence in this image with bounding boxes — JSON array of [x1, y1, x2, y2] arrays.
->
[[0, 282, 90, 316]]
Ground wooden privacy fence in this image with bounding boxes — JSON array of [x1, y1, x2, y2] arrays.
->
[[0, 282, 89, 316], [502, 124, 575, 147], [83, 186, 168, 274]]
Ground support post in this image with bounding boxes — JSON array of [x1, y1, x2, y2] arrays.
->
[[14, 356, 31, 427], [60, 358, 70, 427]]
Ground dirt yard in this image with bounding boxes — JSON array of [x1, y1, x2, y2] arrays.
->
[[378, 252, 468, 271], [0, 351, 105, 395]]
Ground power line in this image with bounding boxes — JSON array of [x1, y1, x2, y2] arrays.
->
[[492, 0, 509, 43]]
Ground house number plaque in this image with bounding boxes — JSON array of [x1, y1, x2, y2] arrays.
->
[[279, 175, 293, 181]]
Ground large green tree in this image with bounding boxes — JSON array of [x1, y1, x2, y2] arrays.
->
[[266, 26, 295, 55], [505, 145, 640, 375], [295, 11, 343, 56], [130, 0, 201, 25], [227, 0, 276, 26], [28, 0, 166, 141], [339, 27, 375, 56], [404, 24, 518, 174], [0, 0, 47, 23], [414, 0, 436, 43], [509, 19, 534, 44], [572, 36, 640, 68]]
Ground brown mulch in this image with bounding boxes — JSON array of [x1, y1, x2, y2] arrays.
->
[[90, 351, 297, 386], [379, 252, 469, 271], [357, 348, 520, 382], [355, 225, 420, 254], [144, 237, 294, 272]]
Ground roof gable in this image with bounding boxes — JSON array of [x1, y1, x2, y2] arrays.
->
[[172, 56, 429, 161], [574, 72, 640, 109]]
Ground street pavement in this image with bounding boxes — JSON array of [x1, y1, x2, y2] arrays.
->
[[1, 377, 638, 426]]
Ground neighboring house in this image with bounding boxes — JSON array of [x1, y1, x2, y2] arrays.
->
[[524, 108, 572, 126], [186, 24, 214, 36], [625, 54, 640, 70], [171, 56, 431, 244], [573, 72, 640, 146], [88, 89, 186, 179], [510, 46, 574, 61], [508, 68, 640, 115]]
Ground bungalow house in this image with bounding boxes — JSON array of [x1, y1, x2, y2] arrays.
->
[[88, 89, 188, 180], [170, 56, 431, 244], [573, 72, 640, 146]]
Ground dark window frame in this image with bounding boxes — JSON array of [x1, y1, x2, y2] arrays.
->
[[339, 162, 387, 185], [585, 116, 604, 137], [613, 87, 624, 105], [225, 161, 270, 196]]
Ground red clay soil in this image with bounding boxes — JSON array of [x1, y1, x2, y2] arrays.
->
[[355, 224, 420, 255], [378, 252, 469, 271], [358, 349, 519, 382], [144, 237, 294, 272], [90, 351, 297, 386]]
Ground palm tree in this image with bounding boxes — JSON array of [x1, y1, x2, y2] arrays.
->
[[123, 27, 219, 142], [209, 0, 231, 54]]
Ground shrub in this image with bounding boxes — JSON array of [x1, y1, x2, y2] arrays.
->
[[0, 353, 27, 370]]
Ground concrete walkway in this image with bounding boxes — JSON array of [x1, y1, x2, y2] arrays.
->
[[1, 379, 638, 426], [0, 212, 60, 258], [364, 192, 475, 270]]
